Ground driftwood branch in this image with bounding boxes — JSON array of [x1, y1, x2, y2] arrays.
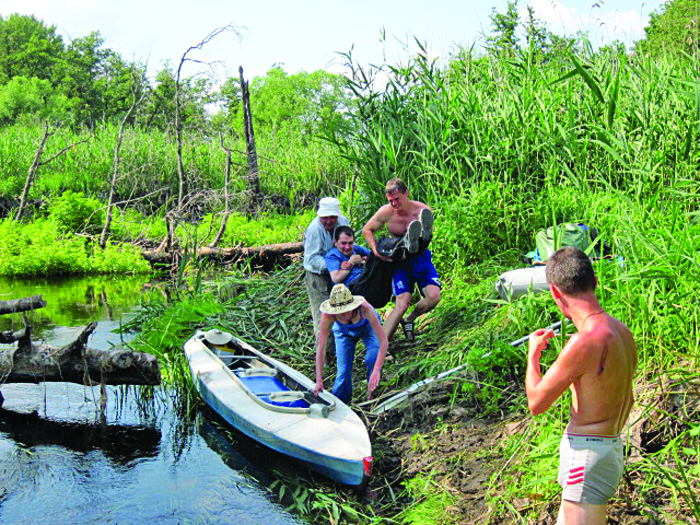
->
[[0, 328, 29, 345], [0, 322, 160, 387], [0, 295, 46, 315], [141, 241, 303, 267]]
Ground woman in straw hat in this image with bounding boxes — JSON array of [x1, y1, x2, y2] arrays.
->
[[314, 284, 388, 403]]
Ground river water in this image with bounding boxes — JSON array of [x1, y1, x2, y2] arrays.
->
[[0, 276, 304, 525]]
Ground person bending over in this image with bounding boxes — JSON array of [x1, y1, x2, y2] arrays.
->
[[314, 284, 388, 403]]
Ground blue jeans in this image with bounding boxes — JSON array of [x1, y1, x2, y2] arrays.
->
[[331, 313, 380, 403]]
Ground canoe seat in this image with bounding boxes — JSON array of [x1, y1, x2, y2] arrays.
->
[[235, 371, 309, 408], [242, 367, 277, 377]]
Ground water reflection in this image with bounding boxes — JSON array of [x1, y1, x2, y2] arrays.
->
[[0, 274, 152, 344], [0, 275, 304, 525], [0, 383, 304, 525], [0, 408, 160, 465]]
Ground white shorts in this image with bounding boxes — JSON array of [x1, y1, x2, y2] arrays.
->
[[558, 433, 624, 504]]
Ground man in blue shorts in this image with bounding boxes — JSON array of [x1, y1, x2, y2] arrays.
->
[[362, 177, 440, 342], [526, 246, 637, 524]]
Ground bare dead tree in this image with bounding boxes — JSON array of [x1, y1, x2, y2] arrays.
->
[[161, 23, 241, 251], [14, 122, 91, 221], [209, 134, 233, 247], [100, 72, 149, 249], [239, 66, 261, 214]]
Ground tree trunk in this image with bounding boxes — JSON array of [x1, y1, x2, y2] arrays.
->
[[100, 75, 147, 249], [209, 135, 232, 247], [239, 66, 261, 214], [15, 122, 51, 221], [0, 295, 46, 316], [141, 241, 303, 267], [0, 323, 160, 387]]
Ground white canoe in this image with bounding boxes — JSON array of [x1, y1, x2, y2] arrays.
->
[[183, 329, 372, 486]]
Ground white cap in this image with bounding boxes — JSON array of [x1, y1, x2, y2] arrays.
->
[[317, 197, 341, 217]]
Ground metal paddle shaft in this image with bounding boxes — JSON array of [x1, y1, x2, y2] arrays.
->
[[371, 320, 568, 414]]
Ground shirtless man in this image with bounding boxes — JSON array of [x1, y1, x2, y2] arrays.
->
[[362, 178, 440, 342], [526, 246, 637, 525]]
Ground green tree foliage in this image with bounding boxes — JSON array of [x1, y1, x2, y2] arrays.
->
[[140, 65, 212, 133], [0, 76, 76, 124], [487, 0, 520, 57], [0, 13, 63, 84], [214, 75, 242, 135], [636, 0, 700, 57], [0, 13, 145, 126], [246, 66, 352, 140], [524, 5, 549, 54]]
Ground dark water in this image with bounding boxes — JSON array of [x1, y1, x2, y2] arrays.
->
[[0, 276, 303, 525]]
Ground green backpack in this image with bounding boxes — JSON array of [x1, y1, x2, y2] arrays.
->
[[534, 223, 593, 262]]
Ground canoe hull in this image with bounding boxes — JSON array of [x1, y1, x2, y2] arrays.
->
[[184, 331, 371, 486]]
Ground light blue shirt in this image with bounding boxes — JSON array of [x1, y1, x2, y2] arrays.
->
[[302, 215, 349, 274], [325, 245, 371, 284]]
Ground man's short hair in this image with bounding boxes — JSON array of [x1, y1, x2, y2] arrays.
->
[[334, 225, 355, 241], [545, 246, 596, 295], [385, 177, 407, 195]]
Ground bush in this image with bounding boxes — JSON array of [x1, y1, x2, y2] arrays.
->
[[48, 190, 105, 234]]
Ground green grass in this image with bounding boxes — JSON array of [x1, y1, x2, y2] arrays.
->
[[0, 217, 151, 277], [0, 121, 351, 209]]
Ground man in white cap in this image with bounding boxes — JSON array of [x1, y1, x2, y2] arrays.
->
[[303, 197, 349, 354]]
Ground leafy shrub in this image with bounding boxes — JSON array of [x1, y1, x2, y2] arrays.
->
[[0, 218, 150, 277], [48, 190, 105, 234], [193, 210, 315, 247]]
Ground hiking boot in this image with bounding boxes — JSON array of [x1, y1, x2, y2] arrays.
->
[[401, 319, 415, 342], [403, 220, 421, 254], [419, 208, 433, 242]]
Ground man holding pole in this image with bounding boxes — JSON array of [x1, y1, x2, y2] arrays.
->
[[526, 246, 637, 524]]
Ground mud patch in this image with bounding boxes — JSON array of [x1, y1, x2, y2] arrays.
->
[[360, 372, 697, 524]]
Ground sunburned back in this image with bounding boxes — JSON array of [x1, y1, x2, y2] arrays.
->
[[569, 315, 637, 435]]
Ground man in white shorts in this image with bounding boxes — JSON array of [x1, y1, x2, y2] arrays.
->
[[526, 246, 637, 524]]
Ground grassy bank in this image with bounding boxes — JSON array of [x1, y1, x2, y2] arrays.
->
[[119, 170, 698, 523]]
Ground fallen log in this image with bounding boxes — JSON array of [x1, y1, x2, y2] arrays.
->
[[0, 295, 46, 315], [141, 241, 303, 268], [0, 323, 161, 387]]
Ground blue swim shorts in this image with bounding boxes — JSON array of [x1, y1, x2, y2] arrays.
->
[[392, 249, 441, 297]]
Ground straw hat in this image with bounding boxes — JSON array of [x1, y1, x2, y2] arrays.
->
[[317, 197, 342, 217], [320, 284, 364, 315], [203, 329, 232, 345]]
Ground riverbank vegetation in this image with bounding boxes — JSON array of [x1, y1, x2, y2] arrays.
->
[[1, 1, 698, 523]]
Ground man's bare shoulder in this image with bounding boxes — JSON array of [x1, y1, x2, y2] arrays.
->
[[570, 317, 636, 371], [557, 333, 595, 368], [371, 204, 395, 221], [411, 200, 431, 211]]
